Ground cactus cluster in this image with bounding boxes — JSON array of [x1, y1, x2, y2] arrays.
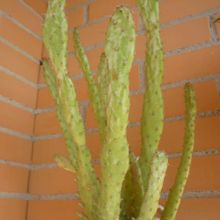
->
[[43, 0, 197, 220]]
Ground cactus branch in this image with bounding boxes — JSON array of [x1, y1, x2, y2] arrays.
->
[[98, 6, 135, 220], [43, 1, 99, 219], [73, 29, 105, 140], [136, 0, 164, 188], [161, 83, 197, 220], [137, 151, 168, 220]]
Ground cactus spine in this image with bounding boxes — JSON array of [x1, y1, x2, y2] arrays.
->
[[43, 0, 197, 220]]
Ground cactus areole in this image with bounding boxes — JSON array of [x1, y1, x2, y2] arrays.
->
[[43, 0, 197, 220]]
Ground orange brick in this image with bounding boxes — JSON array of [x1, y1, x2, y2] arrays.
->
[[137, 18, 211, 59], [37, 87, 54, 109], [0, 199, 27, 220], [0, 70, 37, 108], [135, 34, 146, 59], [66, 0, 88, 9], [127, 116, 220, 153], [215, 13, 220, 39], [79, 20, 108, 47], [162, 17, 211, 52], [87, 47, 103, 71], [163, 80, 220, 117], [129, 94, 143, 123], [0, 42, 39, 83], [28, 200, 81, 220], [163, 154, 220, 192], [89, 0, 136, 21], [34, 111, 61, 135], [160, 0, 220, 23], [86, 104, 97, 129], [0, 16, 42, 59], [130, 64, 140, 90], [24, 0, 47, 16], [0, 133, 32, 163], [86, 132, 101, 160], [67, 7, 84, 29], [0, 0, 42, 35], [164, 45, 220, 83], [0, 102, 34, 135], [67, 55, 82, 75], [29, 168, 77, 194], [78, 10, 139, 48], [74, 78, 89, 101], [33, 138, 67, 164], [173, 198, 220, 220], [0, 164, 29, 192]]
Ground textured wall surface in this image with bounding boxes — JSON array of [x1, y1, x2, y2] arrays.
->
[[0, 0, 220, 220]]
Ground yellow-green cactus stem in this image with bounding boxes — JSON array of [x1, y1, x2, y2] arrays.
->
[[43, 60, 77, 166], [43, 1, 99, 219], [73, 29, 105, 140], [137, 151, 168, 220], [120, 153, 144, 220], [136, 0, 164, 189], [98, 6, 135, 220], [161, 83, 196, 220], [55, 154, 75, 173]]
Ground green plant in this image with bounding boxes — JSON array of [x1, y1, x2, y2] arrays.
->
[[43, 0, 196, 220]]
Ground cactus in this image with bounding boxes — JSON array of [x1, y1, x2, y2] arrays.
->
[[43, 0, 197, 220]]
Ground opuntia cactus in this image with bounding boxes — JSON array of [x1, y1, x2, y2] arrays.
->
[[43, 0, 197, 220]]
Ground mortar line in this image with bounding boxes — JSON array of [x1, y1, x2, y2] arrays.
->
[[25, 43, 44, 220], [0, 66, 38, 89], [19, 0, 43, 20], [0, 10, 42, 41], [35, 72, 220, 114], [0, 190, 219, 200], [1, 149, 220, 170], [0, 36, 40, 64]]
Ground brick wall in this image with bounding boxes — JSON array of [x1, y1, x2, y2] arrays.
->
[[0, 0, 46, 219], [0, 0, 220, 220]]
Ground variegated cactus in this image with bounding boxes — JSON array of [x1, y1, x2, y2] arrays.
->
[[43, 0, 197, 220]]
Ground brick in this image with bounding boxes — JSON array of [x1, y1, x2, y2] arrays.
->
[[161, 17, 211, 52], [86, 80, 219, 128], [0, 164, 29, 192], [37, 87, 54, 109], [127, 116, 220, 153], [0, 42, 39, 83], [29, 167, 77, 194], [0, 0, 42, 35], [67, 55, 82, 75], [24, 0, 47, 16], [173, 198, 220, 220], [74, 78, 89, 101], [163, 80, 220, 118], [0, 16, 42, 59], [78, 10, 139, 49], [89, 0, 136, 21], [27, 200, 81, 220], [0, 102, 34, 135], [0, 133, 32, 163], [67, 7, 84, 30], [66, 0, 88, 9], [164, 45, 220, 83], [214, 13, 220, 39], [86, 132, 101, 160], [33, 138, 67, 164], [0, 199, 27, 220], [160, 0, 220, 23], [163, 154, 220, 191], [34, 111, 61, 136], [0, 70, 37, 108], [130, 64, 140, 91], [137, 18, 211, 58]]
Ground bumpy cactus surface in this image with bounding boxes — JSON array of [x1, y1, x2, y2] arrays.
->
[[43, 0, 197, 220]]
